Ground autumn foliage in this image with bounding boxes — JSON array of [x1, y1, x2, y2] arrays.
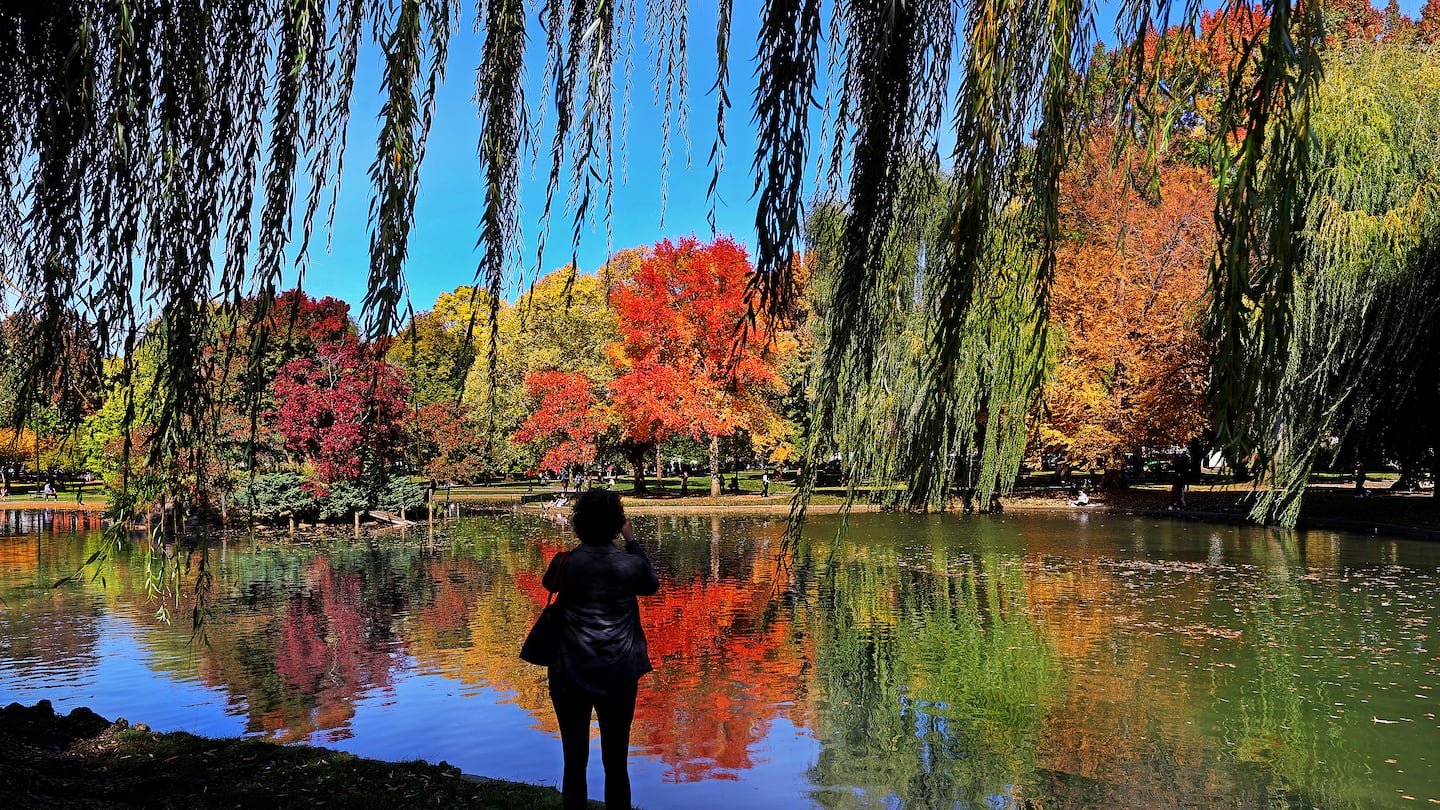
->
[[271, 341, 410, 486], [609, 237, 787, 443], [511, 371, 608, 471], [1040, 139, 1214, 471], [514, 237, 791, 486], [410, 402, 488, 482]]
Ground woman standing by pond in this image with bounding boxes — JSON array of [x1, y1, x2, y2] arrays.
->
[[542, 490, 659, 810]]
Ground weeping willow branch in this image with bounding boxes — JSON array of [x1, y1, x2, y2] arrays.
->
[[1206, 0, 1322, 471], [474, 0, 528, 385], [750, 0, 822, 324], [706, 0, 733, 233], [1230, 41, 1440, 524], [0, 1, 1345, 534], [364, 0, 452, 341]]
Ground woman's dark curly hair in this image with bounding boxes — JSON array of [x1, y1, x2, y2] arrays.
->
[[571, 489, 625, 545]]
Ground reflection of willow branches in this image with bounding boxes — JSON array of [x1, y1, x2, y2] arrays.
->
[[1224, 545, 1368, 809], [807, 546, 1059, 806], [51, 512, 204, 631]]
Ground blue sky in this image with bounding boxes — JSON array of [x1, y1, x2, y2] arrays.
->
[[307, 0, 761, 313], [301, 0, 1423, 316]]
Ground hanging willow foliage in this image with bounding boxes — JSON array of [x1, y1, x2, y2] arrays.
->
[[0, 1, 1330, 526], [1236, 41, 1440, 524], [804, 165, 1053, 513]]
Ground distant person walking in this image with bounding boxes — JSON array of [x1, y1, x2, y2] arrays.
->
[[541, 490, 659, 810], [1169, 457, 1189, 510], [761, 472, 771, 497], [679, 470, 689, 496]]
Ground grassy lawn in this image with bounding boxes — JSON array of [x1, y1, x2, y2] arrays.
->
[[0, 483, 108, 510], [2, 700, 604, 810], [447, 471, 817, 500]]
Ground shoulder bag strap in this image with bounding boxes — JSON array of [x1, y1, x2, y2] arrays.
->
[[544, 550, 571, 607]]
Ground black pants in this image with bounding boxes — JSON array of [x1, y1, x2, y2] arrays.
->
[[548, 671, 638, 810]]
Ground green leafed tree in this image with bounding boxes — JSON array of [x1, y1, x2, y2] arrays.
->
[[1234, 39, 1440, 522], [803, 165, 1051, 512], [385, 286, 493, 409]]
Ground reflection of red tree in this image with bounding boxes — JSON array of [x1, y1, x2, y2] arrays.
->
[[633, 575, 812, 782], [417, 557, 485, 638], [266, 560, 407, 741], [415, 531, 817, 782]]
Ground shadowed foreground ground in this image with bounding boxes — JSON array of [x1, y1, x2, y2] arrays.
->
[[0, 701, 607, 809]]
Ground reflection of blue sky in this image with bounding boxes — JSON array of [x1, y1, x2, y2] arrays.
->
[[0, 613, 242, 737], [627, 716, 820, 810], [279, 657, 825, 810], [329, 668, 561, 782]]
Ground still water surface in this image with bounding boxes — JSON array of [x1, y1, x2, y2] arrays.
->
[[2, 508, 1438, 808]]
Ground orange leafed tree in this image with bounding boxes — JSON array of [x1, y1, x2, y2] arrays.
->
[[514, 237, 792, 494], [512, 371, 610, 472], [1103, 3, 1270, 148], [1422, 0, 1440, 42], [609, 236, 790, 496], [1039, 138, 1214, 476]]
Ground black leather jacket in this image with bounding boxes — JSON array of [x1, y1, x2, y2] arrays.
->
[[542, 539, 659, 693]]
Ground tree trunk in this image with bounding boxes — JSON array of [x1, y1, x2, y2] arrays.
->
[[710, 435, 722, 497], [710, 514, 721, 579], [627, 445, 649, 494], [655, 450, 663, 487]]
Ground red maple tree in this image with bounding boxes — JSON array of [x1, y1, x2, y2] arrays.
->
[[608, 236, 788, 495], [271, 342, 410, 487], [410, 401, 490, 483], [236, 289, 355, 355], [513, 237, 791, 494], [511, 370, 610, 473]]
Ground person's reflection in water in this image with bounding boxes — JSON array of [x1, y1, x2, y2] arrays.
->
[[543, 490, 659, 809]]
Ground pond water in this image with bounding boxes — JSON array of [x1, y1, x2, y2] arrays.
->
[[2, 507, 1439, 808]]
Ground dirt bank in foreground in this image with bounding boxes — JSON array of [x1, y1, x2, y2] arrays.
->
[[0, 700, 600, 809]]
